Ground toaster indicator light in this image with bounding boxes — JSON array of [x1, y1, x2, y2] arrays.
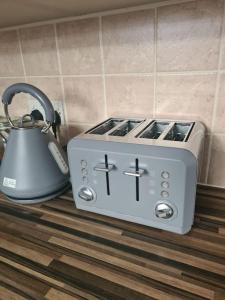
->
[[81, 160, 87, 167], [161, 191, 169, 198], [149, 189, 155, 195], [161, 181, 169, 189], [82, 176, 88, 184], [81, 168, 88, 176], [161, 171, 169, 179]]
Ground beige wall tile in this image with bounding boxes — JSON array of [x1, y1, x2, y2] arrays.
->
[[26, 77, 63, 102], [0, 31, 23, 76], [156, 74, 216, 130], [57, 18, 101, 75], [26, 77, 64, 123], [68, 123, 93, 139], [157, 0, 223, 71], [213, 74, 225, 134], [208, 134, 225, 187], [58, 125, 68, 146], [102, 10, 155, 74], [64, 76, 105, 123], [0, 78, 28, 118], [19, 25, 59, 76], [106, 75, 154, 118]]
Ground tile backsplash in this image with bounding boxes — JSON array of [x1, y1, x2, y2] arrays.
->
[[0, 0, 225, 187]]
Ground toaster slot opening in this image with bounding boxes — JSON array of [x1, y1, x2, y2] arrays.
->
[[109, 120, 142, 137], [138, 121, 169, 139], [164, 122, 194, 142], [87, 118, 123, 135]]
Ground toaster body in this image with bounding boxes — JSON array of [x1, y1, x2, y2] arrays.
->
[[68, 118, 205, 234]]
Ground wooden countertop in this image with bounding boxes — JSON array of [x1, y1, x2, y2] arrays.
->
[[0, 185, 225, 300]]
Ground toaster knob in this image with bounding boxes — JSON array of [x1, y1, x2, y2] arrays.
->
[[155, 203, 173, 219], [78, 187, 95, 201]]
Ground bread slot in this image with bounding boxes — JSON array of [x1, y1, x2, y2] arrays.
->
[[138, 121, 169, 140], [87, 118, 123, 135], [164, 122, 194, 142], [109, 120, 143, 137]]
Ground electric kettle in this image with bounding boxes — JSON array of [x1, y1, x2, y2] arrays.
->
[[0, 83, 70, 203]]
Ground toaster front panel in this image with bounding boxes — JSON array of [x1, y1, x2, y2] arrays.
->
[[68, 139, 197, 234]]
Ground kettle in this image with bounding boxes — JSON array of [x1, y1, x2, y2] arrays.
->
[[0, 83, 70, 204]]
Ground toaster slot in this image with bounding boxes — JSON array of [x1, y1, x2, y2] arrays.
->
[[88, 118, 123, 135], [109, 120, 142, 137], [138, 121, 169, 139], [164, 122, 194, 142]]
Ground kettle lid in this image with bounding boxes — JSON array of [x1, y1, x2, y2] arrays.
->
[[16, 114, 43, 129]]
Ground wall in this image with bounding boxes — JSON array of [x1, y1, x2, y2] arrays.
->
[[0, 0, 224, 187]]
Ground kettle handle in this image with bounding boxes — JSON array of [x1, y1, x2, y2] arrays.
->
[[2, 83, 55, 130]]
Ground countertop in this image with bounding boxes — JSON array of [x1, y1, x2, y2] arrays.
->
[[0, 185, 225, 300]]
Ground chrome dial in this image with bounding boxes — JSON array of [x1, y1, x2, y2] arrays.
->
[[78, 187, 95, 201], [155, 203, 173, 219]]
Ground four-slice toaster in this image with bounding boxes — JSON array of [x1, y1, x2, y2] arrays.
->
[[68, 117, 205, 234]]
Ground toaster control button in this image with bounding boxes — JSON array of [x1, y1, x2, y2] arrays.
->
[[78, 187, 95, 202], [82, 176, 88, 184], [81, 160, 87, 167], [155, 203, 173, 219], [161, 190, 169, 198], [81, 168, 88, 176], [161, 181, 169, 189], [161, 171, 169, 179]]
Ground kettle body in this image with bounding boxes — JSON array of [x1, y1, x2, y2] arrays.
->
[[0, 83, 70, 203]]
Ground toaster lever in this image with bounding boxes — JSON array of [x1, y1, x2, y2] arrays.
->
[[94, 163, 114, 173], [123, 168, 145, 177]]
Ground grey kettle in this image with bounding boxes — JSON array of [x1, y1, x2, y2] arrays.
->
[[0, 83, 70, 204]]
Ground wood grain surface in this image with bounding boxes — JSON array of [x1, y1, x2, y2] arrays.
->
[[0, 185, 225, 300]]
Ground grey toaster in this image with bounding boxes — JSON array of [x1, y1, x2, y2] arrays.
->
[[68, 118, 205, 234]]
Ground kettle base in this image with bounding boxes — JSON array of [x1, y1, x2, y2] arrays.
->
[[5, 183, 71, 204]]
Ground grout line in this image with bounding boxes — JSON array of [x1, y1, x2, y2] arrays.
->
[[69, 121, 94, 126], [157, 70, 218, 76], [53, 23, 63, 76], [53, 23, 70, 141], [21, 74, 101, 78], [205, 0, 225, 184], [16, 29, 27, 81], [153, 8, 157, 118], [16, 28, 30, 110], [207, 132, 225, 136], [0, 0, 194, 32], [105, 73, 154, 77], [99, 17, 107, 119], [26, 75, 61, 79], [0, 76, 26, 79], [0, 70, 221, 80]]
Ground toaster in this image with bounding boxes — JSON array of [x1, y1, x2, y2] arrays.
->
[[68, 118, 205, 234]]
